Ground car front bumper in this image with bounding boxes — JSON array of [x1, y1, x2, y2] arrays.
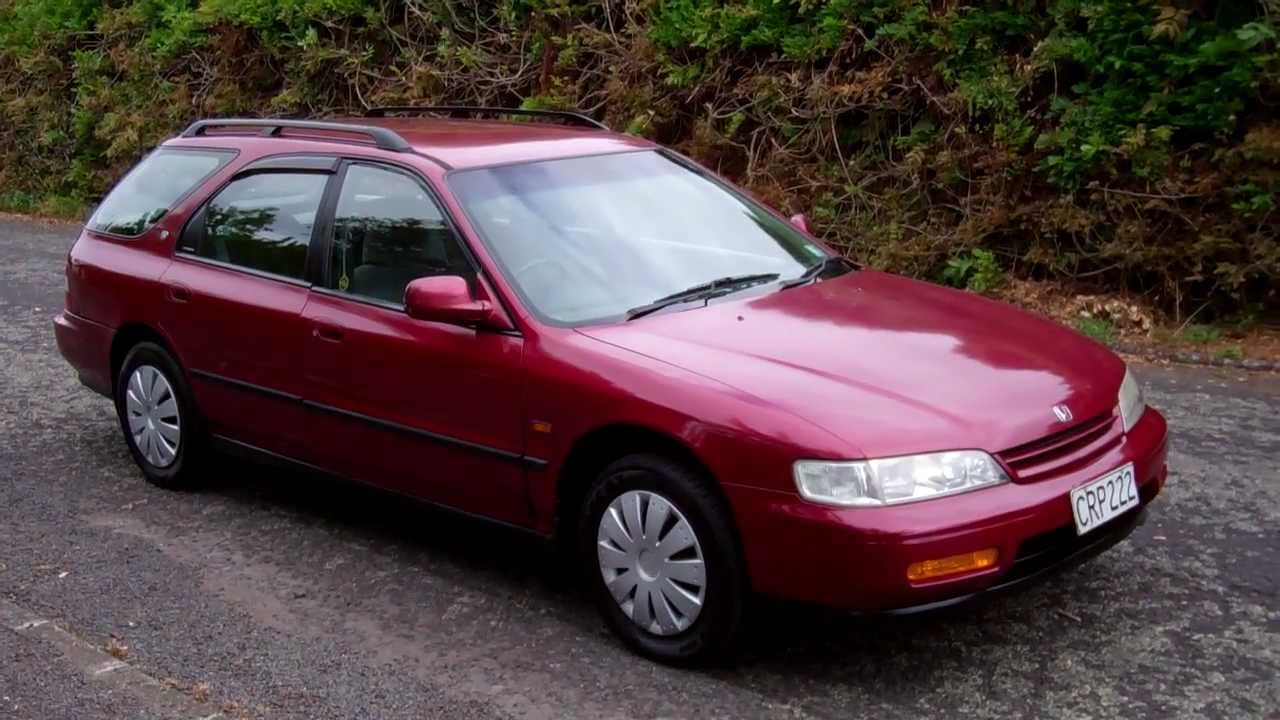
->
[[725, 407, 1169, 611]]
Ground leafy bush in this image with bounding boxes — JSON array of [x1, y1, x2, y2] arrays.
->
[[940, 248, 1005, 293], [1035, 2, 1274, 186], [0, 0, 1276, 318]]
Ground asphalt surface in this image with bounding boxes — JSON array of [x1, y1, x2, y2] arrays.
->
[[1, 216, 1277, 720]]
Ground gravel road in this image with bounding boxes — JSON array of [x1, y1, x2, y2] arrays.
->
[[1, 216, 1277, 719]]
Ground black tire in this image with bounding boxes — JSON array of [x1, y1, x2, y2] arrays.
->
[[114, 342, 205, 490], [579, 453, 747, 664]]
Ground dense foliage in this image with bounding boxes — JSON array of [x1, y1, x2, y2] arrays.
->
[[1, 0, 1276, 317]]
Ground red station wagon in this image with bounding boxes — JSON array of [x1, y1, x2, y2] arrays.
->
[[55, 108, 1169, 663]]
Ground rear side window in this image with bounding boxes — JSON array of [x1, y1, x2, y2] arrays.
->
[[196, 172, 329, 280], [88, 148, 235, 236]]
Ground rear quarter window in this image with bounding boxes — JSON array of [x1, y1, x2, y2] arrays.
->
[[88, 147, 236, 237]]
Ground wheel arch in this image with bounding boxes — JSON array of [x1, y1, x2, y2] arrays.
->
[[554, 423, 742, 555], [109, 323, 182, 394]]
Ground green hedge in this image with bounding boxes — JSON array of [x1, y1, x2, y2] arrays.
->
[[1, 0, 1276, 317]]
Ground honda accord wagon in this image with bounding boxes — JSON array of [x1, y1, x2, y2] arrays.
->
[[54, 108, 1169, 663]]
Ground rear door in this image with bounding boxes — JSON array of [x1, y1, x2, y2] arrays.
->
[[296, 160, 530, 526], [159, 156, 336, 456]]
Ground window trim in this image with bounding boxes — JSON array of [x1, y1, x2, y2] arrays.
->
[[308, 285, 404, 312], [242, 154, 341, 173], [87, 145, 239, 241], [172, 251, 314, 288]]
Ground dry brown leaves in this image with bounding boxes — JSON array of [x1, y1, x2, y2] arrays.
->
[[105, 635, 129, 660]]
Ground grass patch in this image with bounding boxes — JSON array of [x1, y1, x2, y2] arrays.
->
[[1214, 345, 1245, 361], [1181, 324, 1224, 345], [0, 191, 89, 220], [1074, 316, 1115, 345]]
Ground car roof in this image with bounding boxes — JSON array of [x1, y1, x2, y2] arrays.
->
[[349, 117, 654, 169], [170, 116, 657, 171]]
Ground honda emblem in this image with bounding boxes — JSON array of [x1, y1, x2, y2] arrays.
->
[[1052, 404, 1073, 423]]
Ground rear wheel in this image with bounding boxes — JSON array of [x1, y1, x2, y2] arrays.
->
[[579, 453, 746, 664], [114, 342, 204, 489]]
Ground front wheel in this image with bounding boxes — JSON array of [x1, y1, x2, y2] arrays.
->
[[580, 453, 747, 664]]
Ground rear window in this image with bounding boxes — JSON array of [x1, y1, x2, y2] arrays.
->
[[196, 171, 328, 280], [88, 147, 235, 236]]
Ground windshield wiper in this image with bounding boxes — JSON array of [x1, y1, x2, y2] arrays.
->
[[625, 273, 780, 321], [780, 255, 849, 290]]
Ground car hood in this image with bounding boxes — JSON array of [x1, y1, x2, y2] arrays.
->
[[577, 270, 1123, 458]]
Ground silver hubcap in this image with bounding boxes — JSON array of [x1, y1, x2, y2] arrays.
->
[[125, 365, 181, 468], [597, 490, 706, 636]]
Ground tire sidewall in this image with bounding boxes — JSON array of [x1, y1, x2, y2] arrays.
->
[[579, 454, 746, 664], [114, 342, 199, 488]]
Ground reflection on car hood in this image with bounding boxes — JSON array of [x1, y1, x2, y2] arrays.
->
[[577, 270, 1124, 457]]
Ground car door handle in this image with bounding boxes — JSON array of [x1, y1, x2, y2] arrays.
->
[[167, 284, 192, 303], [313, 323, 345, 343]]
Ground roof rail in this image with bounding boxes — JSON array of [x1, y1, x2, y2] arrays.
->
[[180, 118, 413, 153], [364, 106, 608, 130]]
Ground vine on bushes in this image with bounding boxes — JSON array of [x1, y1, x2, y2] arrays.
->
[[0, 0, 1276, 318]]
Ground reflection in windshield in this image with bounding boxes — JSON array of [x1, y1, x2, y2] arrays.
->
[[450, 151, 830, 325]]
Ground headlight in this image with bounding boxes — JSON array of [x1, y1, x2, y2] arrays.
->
[[794, 451, 1010, 507], [1118, 366, 1146, 432]]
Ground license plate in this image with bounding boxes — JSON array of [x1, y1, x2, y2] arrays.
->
[[1069, 463, 1139, 536]]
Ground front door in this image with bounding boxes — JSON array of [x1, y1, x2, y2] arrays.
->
[[297, 161, 530, 526]]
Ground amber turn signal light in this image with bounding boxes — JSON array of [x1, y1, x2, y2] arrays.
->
[[906, 548, 999, 581]]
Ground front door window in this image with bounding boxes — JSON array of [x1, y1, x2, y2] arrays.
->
[[329, 164, 471, 305]]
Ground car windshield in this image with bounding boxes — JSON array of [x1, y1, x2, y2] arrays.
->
[[448, 151, 830, 325]]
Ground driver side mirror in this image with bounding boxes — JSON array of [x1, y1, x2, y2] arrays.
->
[[404, 275, 513, 331], [788, 213, 812, 234]]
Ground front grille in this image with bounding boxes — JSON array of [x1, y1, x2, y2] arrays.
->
[[997, 412, 1122, 482]]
